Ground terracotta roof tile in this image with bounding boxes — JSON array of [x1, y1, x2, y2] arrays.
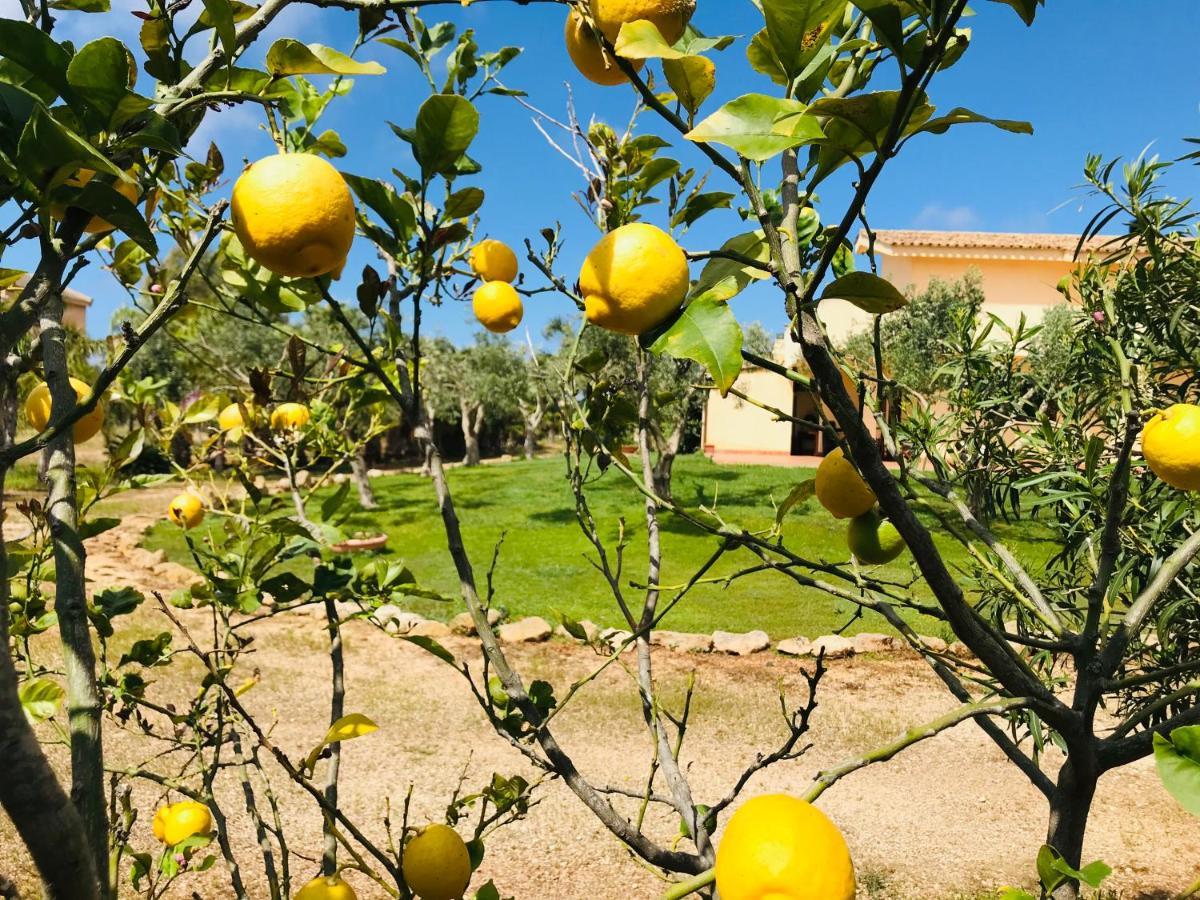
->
[[856, 229, 1115, 255]]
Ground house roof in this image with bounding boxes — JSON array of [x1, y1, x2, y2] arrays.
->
[[855, 229, 1115, 260]]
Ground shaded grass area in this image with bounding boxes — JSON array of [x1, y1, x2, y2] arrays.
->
[[5, 462, 40, 492], [144, 455, 1058, 640]]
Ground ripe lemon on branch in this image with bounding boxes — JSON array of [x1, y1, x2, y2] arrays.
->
[[1143, 403, 1200, 490], [578, 222, 689, 335], [565, 9, 643, 86], [51, 168, 151, 234], [814, 447, 876, 520], [715, 794, 856, 900], [295, 874, 358, 900], [473, 282, 524, 333], [402, 823, 472, 900], [270, 402, 311, 431], [590, 0, 695, 43], [470, 239, 518, 283], [231, 154, 355, 278], [167, 492, 205, 529], [152, 800, 213, 846], [24, 377, 104, 443]]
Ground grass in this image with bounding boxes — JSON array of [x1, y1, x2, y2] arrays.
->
[[143, 455, 1057, 640], [5, 462, 40, 492]]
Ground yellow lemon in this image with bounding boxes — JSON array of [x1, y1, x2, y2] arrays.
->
[[590, 0, 695, 43], [846, 509, 905, 565], [402, 824, 472, 900], [24, 377, 104, 443], [814, 448, 876, 519], [52, 169, 146, 234], [579, 223, 689, 335], [473, 282, 524, 334], [470, 239, 518, 283], [218, 402, 250, 432], [565, 9, 643, 86], [1143, 403, 1200, 490], [162, 800, 213, 846], [152, 804, 173, 843], [231, 154, 355, 278], [270, 402, 311, 431], [715, 794, 856, 900], [295, 874, 358, 900], [167, 492, 205, 529]]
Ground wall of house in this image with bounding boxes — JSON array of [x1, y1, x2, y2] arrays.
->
[[64, 298, 88, 331], [818, 253, 1074, 343], [702, 368, 793, 460]]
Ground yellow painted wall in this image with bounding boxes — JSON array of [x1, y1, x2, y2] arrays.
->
[[820, 254, 1073, 342], [702, 368, 793, 455]]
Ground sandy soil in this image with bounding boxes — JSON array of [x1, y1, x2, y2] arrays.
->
[[1, 513, 1197, 899]]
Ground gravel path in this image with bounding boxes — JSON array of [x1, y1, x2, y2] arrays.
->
[[1, 514, 1196, 898]]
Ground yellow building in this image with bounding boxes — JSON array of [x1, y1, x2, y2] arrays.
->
[[702, 229, 1105, 466], [2, 275, 92, 331]]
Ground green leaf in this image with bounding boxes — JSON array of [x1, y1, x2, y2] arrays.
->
[[671, 190, 732, 229], [821, 272, 907, 314], [0, 20, 73, 105], [342, 173, 416, 239], [67, 178, 157, 254], [614, 19, 688, 60], [915, 107, 1033, 137], [1155, 726, 1200, 818], [648, 293, 743, 394], [49, 0, 111, 11], [850, 0, 906, 54], [472, 881, 501, 900], [200, 0, 237, 69], [663, 55, 715, 119], [19, 677, 64, 724], [746, 28, 788, 86], [16, 104, 124, 186], [988, 0, 1043, 25], [774, 479, 816, 534], [466, 838, 485, 872], [760, 0, 845, 79], [119, 632, 172, 668], [412, 94, 478, 177], [66, 38, 134, 131], [265, 40, 386, 77], [401, 634, 457, 666], [692, 230, 772, 301], [810, 90, 934, 151], [444, 186, 484, 218], [686, 93, 824, 162]]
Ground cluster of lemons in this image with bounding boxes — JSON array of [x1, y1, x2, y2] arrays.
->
[[813, 447, 907, 565], [565, 0, 695, 86], [165, 398, 313, 530]]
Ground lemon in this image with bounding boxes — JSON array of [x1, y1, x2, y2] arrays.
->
[[270, 402, 311, 431], [24, 377, 104, 443], [565, 9, 643, 86], [295, 874, 358, 900], [470, 239, 518, 283], [162, 800, 213, 846], [152, 804, 172, 843], [167, 492, 205, 529], [814, 448, 876, 519], [715, 794, 856, 900], [473, 282, 524, 334], [579, 223, 689, 335], [402, 824, 472, 900], [846, 509, 905, 565], [231, 154, 355, 278], [218, 402, 250, 432], [1143, 403, 1200, 490], [590, 0, 695, 43], [52, 168, 146, 234]]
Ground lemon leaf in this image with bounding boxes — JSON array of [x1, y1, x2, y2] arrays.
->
[[821, 272, 908, 314], [266, 40, 386, 77], [323, 712, 378, 745]]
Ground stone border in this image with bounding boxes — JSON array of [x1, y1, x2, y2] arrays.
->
[[369, 607, 972, 661]]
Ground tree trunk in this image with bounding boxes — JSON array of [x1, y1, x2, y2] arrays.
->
[[0, 371, 100, 898], [40, 292, 109, 896], [461, 400, 482, 467], [1046, 755, 1100, 900], [651, 410, 688, 503], [519, 398, 543, 461], [350, 448, 376, 509]]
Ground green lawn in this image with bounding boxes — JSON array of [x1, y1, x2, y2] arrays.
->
[[6, 462, 40, 492], [144, 455, 1057, 640]]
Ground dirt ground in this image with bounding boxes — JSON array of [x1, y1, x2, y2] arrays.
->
[[3, 511, 1199, 899]]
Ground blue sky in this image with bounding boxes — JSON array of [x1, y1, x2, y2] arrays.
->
[[5, 0, 1200, 344]]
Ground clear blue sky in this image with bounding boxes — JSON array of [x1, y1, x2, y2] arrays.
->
[[7, 0, 1200, 343]]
